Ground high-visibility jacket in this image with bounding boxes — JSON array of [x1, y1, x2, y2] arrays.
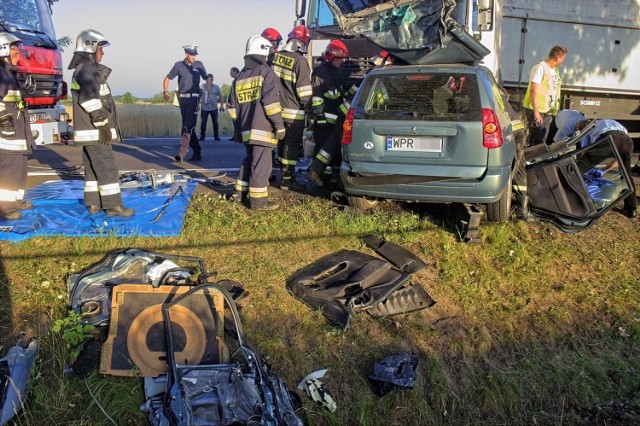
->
[[0, 61, 33, 154], [311, 62, 350, 125], [68, 53, 121, 146], [272, 48, 312, 123], [228, 55, 284, 148], [523, 62, 562, 116]]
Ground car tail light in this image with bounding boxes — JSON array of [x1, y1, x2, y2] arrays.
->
[[482, 108, 503, 149], [342, 108, 355, 144]]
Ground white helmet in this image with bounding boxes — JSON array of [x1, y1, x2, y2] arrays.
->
[[245, 35, 271, 57], [0, 33, 22, 58], [74, 29, 110, 53]]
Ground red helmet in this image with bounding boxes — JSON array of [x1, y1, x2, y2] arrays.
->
[[322, 40, 348, 62], [371, 50, 393, 66], [261, 28, 282, 44], [288, 25, 311, 46]]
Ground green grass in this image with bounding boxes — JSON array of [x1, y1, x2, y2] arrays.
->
[[1, 190, 639, 425]]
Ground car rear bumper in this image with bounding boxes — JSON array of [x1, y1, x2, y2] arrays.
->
[[340, 162, 511, 204]]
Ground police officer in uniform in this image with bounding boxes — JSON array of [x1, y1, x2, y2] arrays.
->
[[0, 33, 35, 220], [163, 45, 209, 162], [272, 25, 312, 191], [228, 35, 286, 210], [306, 40, 351, 187], [68, 29, 133, 217]]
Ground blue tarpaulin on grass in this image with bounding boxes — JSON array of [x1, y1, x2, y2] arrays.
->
[[0, 180, 196, 242]]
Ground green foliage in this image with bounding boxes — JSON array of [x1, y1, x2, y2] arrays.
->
[[51, 310, 95, 363], [57, 35, 72, 52], [221, 83, 231, 102], [120, 91, 137, 104]]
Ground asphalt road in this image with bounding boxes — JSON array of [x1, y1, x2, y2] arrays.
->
[[27, 136, 249, 188]]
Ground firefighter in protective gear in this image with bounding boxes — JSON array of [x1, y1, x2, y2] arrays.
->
[[0, 33, 35, 220], [272, 25, 312, 191], [261, 28, 282, 65], [228, 35, 286, 210], [68, 29, 133, 217], [307, 40, 352, 187]]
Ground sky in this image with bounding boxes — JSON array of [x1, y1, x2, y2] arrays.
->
[[52, 0, 298, 97]]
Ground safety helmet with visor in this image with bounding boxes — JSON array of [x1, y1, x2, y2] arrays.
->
[[261, 28, 282, 50], [0, 33, 22, 58], [74, 29, 109, 53], [322, 40, 348, 62], [246, 35, 272, 57], [288, 25, 311, 46]]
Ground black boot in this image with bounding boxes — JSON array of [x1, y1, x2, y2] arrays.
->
[[105, 205, 135, 217], [514, 195, 533, 221]]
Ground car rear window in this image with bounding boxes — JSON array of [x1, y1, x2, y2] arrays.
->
[[355, 71, 482, 121]]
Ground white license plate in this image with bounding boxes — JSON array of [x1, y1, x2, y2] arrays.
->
[[29, 113, 48, 124], [386, 136, 443, 152]]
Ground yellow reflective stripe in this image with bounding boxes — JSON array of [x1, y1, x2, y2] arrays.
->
[[74, 129, 116, 142], [282, 108, 305, 120], [348, 84, 358, 95], [236, 75, 264, 104], [511, 120, 524, 131], [99, 182, 121, 196], [324, 112, 337, 124], [228, 108, 237, 120], [2, 90, 22, 102], [84, 181, 99, 192], [339, 103, 349, 116], [71, 79, 80, 91], [242, 129, 277, 144], [81, 98, 102, 113], [315, 149, 331, 164], [236, 75, 264, 90], [0, 138, 28, 151], [312, 96, 324, 106], [297, 85, 312, 98], [324, 89, 341, 99], [235, 179, 249, 192], [0, 189, 19, 202], [264, 101, 282, 116], [279, 157, 297, 166], [513, 185, 527, 191], [249, 186, 269, 198], [274, 67, 297, 83]]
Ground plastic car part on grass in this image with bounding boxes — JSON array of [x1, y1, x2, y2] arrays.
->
[[0, 335, 38, 426], [369, 351, 419, 397], [297, 369, 337, 413], [142, 283, 304, 426], [286, 236, 435, 329]]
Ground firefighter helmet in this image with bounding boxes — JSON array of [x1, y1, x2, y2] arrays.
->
[[261, 28, 282, 47], [322, 40, 348, 62], [74, 29, 110, 53], [0, 33, 21, 57], [246, 35, 272, 57], [288, 25, 311, 46]]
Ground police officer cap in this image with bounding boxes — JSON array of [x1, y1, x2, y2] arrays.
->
[[183, 44, 198, 55]]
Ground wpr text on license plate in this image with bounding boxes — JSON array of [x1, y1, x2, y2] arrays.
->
[[386, 136, 443, 152]]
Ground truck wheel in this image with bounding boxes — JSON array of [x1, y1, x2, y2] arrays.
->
[[346, 196, 379, 210], [485, 178, 512, 223]]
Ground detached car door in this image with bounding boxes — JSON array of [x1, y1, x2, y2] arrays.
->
[[525, 131, 634, 233]]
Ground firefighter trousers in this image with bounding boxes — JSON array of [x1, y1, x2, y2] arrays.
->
[[278, 120, 304, 178], [309, 117, 344, 175], [82, 144, 123, 209], [235, 144, 273, 208]]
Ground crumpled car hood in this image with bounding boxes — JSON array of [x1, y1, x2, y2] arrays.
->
[[323, 0, 489, 64]]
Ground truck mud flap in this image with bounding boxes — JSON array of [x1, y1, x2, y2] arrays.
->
[[287, 244, 434, 329]]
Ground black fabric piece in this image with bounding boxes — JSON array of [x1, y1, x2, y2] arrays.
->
[[286, 247, 434, 329], [363, 235, 427, 273], [369, 351, 419, 397]]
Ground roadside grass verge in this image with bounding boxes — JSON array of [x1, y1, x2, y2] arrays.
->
[[1, 190, 639, 425]]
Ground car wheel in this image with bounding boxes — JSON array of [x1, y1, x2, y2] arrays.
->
[[346, 195, 379, 210], [485, 177, 512, 223]]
